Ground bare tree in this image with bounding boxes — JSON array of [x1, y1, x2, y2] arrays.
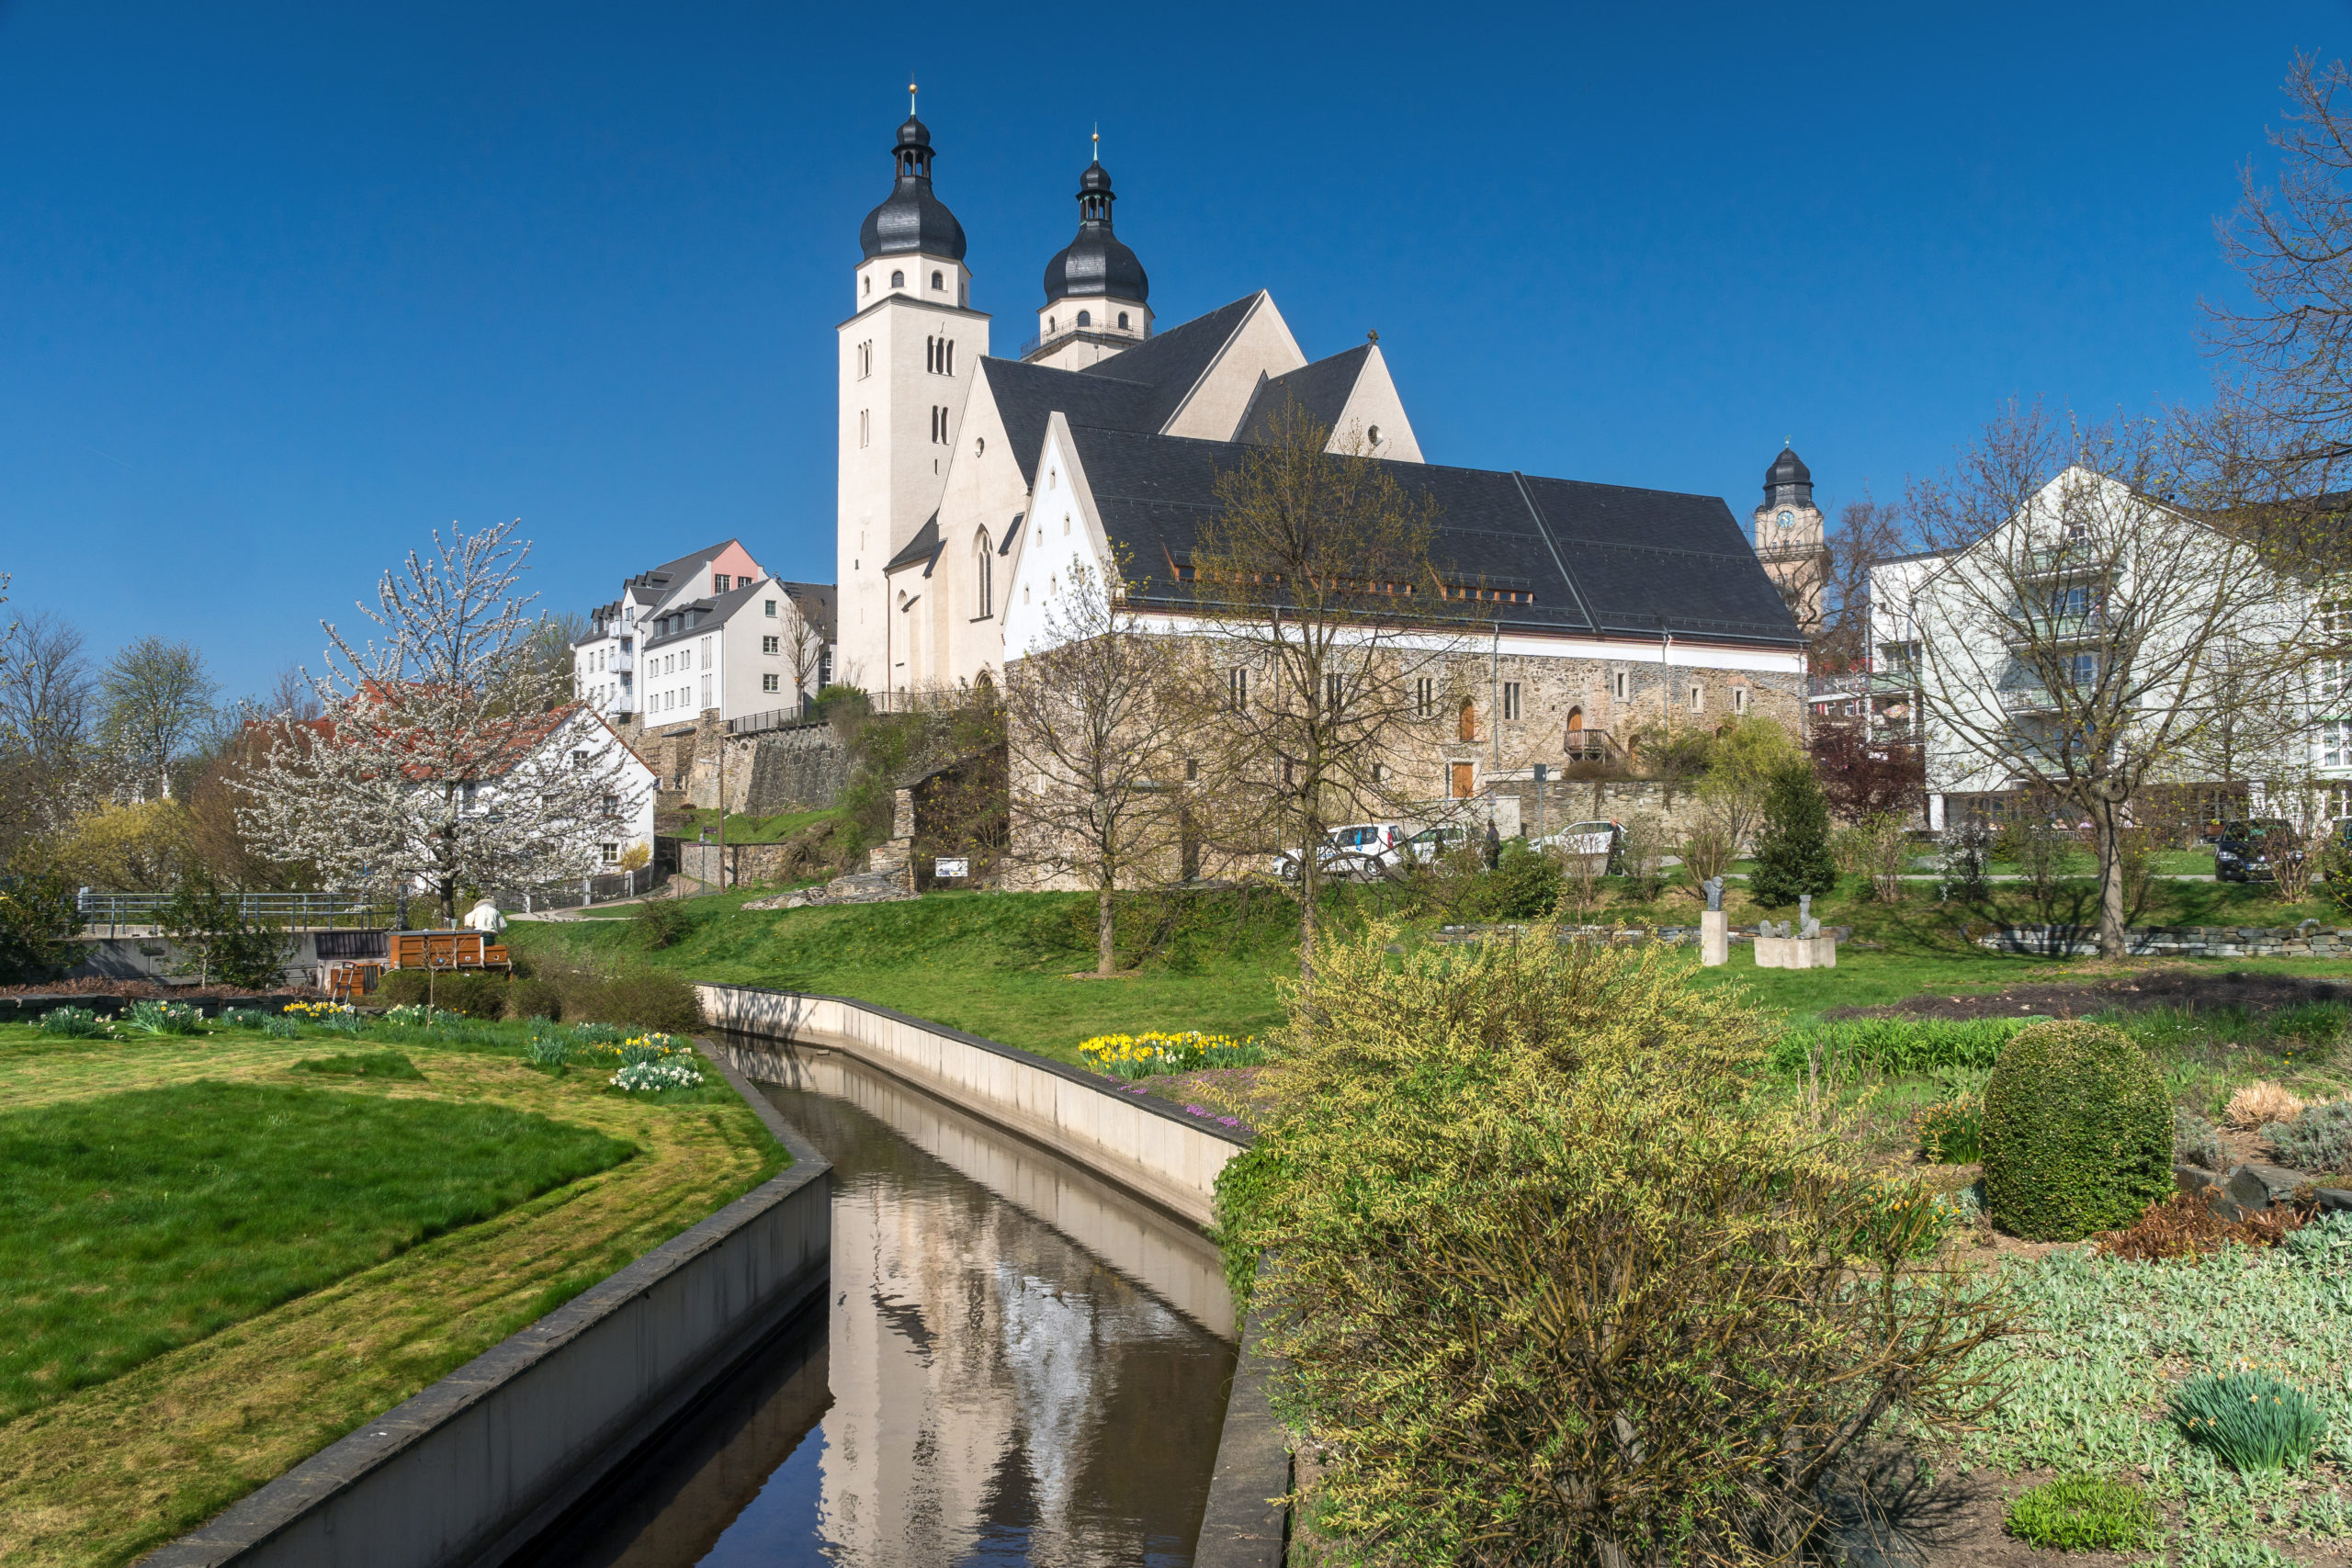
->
[[97, 637, 216, 800], [784, 600, 828, 712], [1, 611, 93, 763], [239, 521, 645, 921], [1907, 405, 2299, 957], [1801, 495, 1914, 673], [1183, 404, 1472, 984], [1003, 558, 1197, 975], [2208, 53, 2352, 521]]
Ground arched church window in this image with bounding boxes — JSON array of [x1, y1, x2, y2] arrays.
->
[[976, 533, 993, 617], [931, 270, 944, 289], [1117, 311, 1129, 329], [1076, 309, 1091, 327], [891, 270, 905, 288]]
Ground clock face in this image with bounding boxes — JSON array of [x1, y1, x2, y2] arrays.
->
[[1776, 510, 1796, 530]]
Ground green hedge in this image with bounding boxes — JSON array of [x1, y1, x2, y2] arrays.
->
[[1981, 1020, 2171, 1241]]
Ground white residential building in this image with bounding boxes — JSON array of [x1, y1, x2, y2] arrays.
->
[[571, 539, 836, 735]]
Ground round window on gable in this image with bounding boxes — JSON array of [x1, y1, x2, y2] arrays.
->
[[1368, 424, 1384, 447], [974, 436, 985, 456], [890, 269, 905, 288]]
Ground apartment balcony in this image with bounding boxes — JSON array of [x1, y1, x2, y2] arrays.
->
[[2002, 614, 2108, 649], [607, 651, 634, 673], [1999, 684, 2060, 715], [2015, 547, 2110, 583]]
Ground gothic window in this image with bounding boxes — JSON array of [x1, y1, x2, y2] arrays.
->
[[859, 409, 870, 446], [931, 270, 944, 289], [1077, 309, 1091, 327], [856, 340, 873, 378], [891, 270, 904, 288], [976, 532, 994, 617]]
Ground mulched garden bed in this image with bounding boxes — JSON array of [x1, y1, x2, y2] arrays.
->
[[1825, 967, 2352, 1022]]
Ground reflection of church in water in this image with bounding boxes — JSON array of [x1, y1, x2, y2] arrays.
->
[[794, 1066, 1234, 1563]]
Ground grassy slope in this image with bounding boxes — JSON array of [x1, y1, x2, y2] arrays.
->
[[668, 807, 840, 844], [513, 877, 2352, 1055], [512, 889, 1297, 1062], [0, 1029, 785, 1568]]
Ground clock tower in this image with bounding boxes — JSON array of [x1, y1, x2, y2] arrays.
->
[[1753, 444, 1827, 633]]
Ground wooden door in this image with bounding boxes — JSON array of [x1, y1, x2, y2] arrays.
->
[[1451, 762, 1474, 798]]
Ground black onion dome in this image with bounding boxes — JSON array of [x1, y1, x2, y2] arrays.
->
[[1042, 160, 1148, 303], [859, 116, 967, 262], [1765, 446, 1812, 490]]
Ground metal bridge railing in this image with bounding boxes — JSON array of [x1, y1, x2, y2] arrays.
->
[[74, 889, 390, 934]]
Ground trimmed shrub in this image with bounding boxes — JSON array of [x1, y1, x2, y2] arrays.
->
[[2269, 1099, 2352, 1172], [1981, 1020, 2171, 1241], [2004, 1474, 2158, 1551]]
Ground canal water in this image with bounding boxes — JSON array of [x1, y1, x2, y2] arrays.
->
[[521, 1045, 1239, 1568]]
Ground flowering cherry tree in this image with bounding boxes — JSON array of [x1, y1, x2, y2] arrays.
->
[[239, 521, 644, 921]]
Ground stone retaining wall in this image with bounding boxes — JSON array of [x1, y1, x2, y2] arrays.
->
[[1980, 923, 2352, 959]]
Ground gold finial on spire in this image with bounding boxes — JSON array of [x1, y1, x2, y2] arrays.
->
[[909, 81, 919, 114]]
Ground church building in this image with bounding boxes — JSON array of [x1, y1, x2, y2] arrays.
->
[[835, 109, 1809, 801]]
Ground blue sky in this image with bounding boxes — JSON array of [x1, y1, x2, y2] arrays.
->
[[0, 0, 2345, 698]]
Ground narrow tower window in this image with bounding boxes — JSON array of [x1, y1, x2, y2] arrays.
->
[[1117, 311, 1129, 329], [976, 532, 993, 617], [891, 269, 905, 288], [931, 269, 944, 289], [1077, 309, 1091, 327]]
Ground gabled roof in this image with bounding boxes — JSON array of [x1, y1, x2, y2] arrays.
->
[[1235, 344, 1373, 446], [1059, 427, 1802, 649], [976, 292, 1268, 487], [640, 575, 777, 650]]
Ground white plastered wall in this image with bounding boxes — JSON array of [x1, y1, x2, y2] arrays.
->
[[1159, 291, 1308, 440], [1001, 415, 1115, 661], [1326, 344, 1424, 463]]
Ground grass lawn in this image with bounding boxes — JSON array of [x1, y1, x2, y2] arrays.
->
[[0, 1020, 785, 1568], [666, 806, 840, 844]]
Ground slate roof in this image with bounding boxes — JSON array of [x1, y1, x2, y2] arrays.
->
[[780, 581, 838, 642], [641, 575, 777, 652], [1235, 344, 1372, 446], [1063, 427, 1802, 649], [977, 292, 1266, 487]]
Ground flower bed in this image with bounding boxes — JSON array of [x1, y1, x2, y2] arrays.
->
[[1076, 1030, 1268, 1080]]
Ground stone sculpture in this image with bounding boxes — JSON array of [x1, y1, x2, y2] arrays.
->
[[1703, 875, 1724, 912]]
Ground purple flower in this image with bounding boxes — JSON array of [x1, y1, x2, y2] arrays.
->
[[1129, 1086, 1148, 1094], [1218, 1116, 1241, 1127], [1184, 1104, 1206, 1115]]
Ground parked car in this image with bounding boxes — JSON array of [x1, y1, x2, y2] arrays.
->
[[2215, 818, 2297, 883], [1271, 822, 1407, 882], [1398, 822, 1476, 864]]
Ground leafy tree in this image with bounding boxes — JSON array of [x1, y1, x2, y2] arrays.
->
[[0, 871, 78, 983], [1694, 714, 1800, 852], [1748, 760, 1838, 907], [1807, 719, 1926, 821]]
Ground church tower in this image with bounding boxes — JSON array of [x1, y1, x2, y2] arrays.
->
[[1026, 149, 1151, 370], [1753, 445, 1827, 634], [837, 100, 990, 692]]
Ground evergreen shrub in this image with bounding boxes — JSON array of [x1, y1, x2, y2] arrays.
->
[[1981, 1020, 2171, 1240], [1747, 761, 1838, 907]]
